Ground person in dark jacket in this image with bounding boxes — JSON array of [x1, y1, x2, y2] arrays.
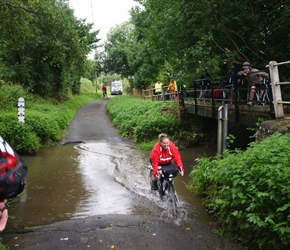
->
[[199, 68, 210, 98]]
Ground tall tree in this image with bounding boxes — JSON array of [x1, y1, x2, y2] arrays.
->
[[0, 0, 100, 97], [132, 0, 290, 80]]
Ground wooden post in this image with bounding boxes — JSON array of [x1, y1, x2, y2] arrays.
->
[[269, 61, 284, 118]]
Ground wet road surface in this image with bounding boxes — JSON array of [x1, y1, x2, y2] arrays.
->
[[2, 98, 240, 249]]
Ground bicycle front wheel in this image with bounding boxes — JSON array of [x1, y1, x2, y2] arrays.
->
[[168, 182, 178, 216]]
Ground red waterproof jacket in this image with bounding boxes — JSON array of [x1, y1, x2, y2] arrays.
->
[[150, 141, 184, 176]]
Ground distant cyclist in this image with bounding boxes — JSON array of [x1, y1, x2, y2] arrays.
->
[[149, 133, 184, 190], [102, 85, 107, 98], [237, 61, 269, 105]]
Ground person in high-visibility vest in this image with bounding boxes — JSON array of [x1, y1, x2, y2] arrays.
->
[[155, 80, 163, 100]]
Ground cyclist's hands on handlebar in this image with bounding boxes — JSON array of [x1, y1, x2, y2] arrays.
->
[[177, 166, 184, 176], [152, 166, 162, 179], [157, 166, 162, 178]]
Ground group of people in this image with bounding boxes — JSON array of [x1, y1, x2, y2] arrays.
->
[[199, 62, 269, 105], [154, 78, 177, 101]]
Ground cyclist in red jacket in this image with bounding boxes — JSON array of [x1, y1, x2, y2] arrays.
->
[[149, 133, 184, 190], [102, 85, 107, 98]]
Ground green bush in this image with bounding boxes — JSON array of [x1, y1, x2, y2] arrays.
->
[[0, 84, 30, 110], [187, 133, 290, 249], [0, 118, 40, 154], [106, 96, 180, 142], [25, 111, 60, 141], [0, 84, 99, 154]]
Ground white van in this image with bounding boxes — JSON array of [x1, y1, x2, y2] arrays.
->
[[110, 81, 123, 95]]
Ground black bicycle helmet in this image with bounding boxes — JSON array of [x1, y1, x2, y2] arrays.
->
[[0, 136, 27, 200]]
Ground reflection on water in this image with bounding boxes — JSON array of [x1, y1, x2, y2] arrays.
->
[[8, 142, 217, 229], [9, 144, 86, 227], [73, 142, 135, 216]]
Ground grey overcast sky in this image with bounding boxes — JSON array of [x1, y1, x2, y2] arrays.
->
[[69, 0, 138, 42]]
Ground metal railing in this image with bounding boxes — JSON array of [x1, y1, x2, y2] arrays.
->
[[141, 60, 290, 120], [142, 85, 179, 103], [268, 60, 290, 118]]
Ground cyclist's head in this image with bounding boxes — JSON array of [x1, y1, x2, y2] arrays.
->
[[158, 133, 170, 149], [0, 136, 27, 200], [242, 61, 251, 74], [242, 61, 252, 69]]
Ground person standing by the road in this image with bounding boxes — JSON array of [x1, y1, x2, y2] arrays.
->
[[149, 133, 184, 190]]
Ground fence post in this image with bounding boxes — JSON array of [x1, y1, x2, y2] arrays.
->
[[269, 61, 284, 118]]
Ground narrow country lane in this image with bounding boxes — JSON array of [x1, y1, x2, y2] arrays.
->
[[2, 99, 240, 250]]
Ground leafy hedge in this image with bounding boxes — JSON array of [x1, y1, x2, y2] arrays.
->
[[0, 84, 99, 154], [187, 133, 290, 249], [106, 96, 181, 143]]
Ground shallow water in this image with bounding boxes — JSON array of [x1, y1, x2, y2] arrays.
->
[[8, 142, 217, 228]]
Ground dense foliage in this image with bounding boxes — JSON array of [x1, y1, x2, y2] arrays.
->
[[106, 96, 179, 142], [0, 82, 99, 154], [0, 0, 99, 97], [100, 0, 290, 89], [187, 133, 290, 249], [106, 95, 197, 149]]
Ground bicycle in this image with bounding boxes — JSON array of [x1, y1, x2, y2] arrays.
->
[[102, 91, 107, 99], [149, 165, 179, 216], [222, 83, 240, 104], [246, 77, 272, 106], [221, 73, 240, 104]]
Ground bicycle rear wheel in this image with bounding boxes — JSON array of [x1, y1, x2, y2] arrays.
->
[[168, 182, 178, 216], [262, 90, 272, 106]]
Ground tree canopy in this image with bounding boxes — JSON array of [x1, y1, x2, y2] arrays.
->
[[0, 0, 100, 97], [2, 0, 290, 94], [100, 0, 290, 89]]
